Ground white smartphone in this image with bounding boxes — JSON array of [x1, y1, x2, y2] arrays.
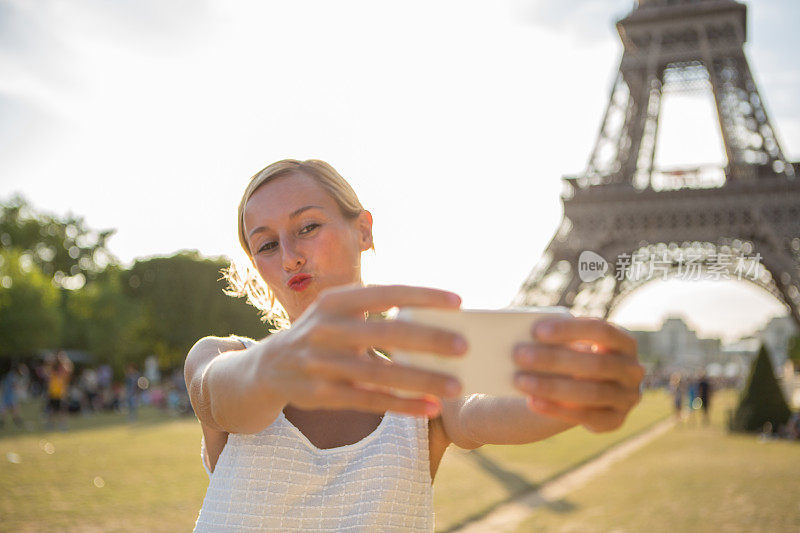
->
[[389, 306, 572, 398]]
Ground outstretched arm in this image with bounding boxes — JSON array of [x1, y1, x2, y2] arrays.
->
[[184, 334, 288, 435], [440, 394, 575, 448], [184, 285, 470, 436]]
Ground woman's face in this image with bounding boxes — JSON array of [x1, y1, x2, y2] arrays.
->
[[243, 172, 373, 322]]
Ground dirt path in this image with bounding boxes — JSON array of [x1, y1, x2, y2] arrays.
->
[[453, 417, 676, 533]]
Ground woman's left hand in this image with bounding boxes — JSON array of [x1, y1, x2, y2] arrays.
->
[[512, 317, 645, 432]]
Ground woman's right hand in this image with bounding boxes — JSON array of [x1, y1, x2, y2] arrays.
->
[[256, 284, 468, 417]]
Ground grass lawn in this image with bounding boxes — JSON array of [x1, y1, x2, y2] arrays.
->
[[432, 389, 673, 531], [1, 390, 672, 532], [0, 405, 208, 532], [512, 389, 800, 533]]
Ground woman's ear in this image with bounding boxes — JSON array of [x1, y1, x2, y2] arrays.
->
[[356, 210, 374, 251]]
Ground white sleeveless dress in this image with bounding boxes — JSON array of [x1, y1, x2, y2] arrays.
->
[[193, 336, 435, 532]]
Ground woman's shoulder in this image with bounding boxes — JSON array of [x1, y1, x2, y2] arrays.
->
[[191, 335, 254, 353], [226, 334, 259, 349], [185, 335, 253, 379]]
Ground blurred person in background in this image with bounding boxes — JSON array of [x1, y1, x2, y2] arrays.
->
[[149, 384, 167, 410], [0, 363, 27, 429], [44, 352, 73, 430], [110, 381, 123, 412], [670, 372, 683, 421], [67, 383, 82, 414], [697, 372, 711, 425], [80, 367, 100, 413], [125, 364, 141, 422], [687, 375, 698, 423], [781, 412, 800, 440], [97, 363, 113, 409], [170, 367, 191, 415]]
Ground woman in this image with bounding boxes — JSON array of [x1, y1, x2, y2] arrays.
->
[[185, 159, 644, 531]]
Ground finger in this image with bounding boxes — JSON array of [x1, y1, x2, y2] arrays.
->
[[532, 317, 637, 357], [306, 379, 442, 417], [305, 355, 463, 398], [513, 373, 639, 411], [513, 344, 645, 388], [315, 317, 468, 358], [314, 284, 461, 316], [526, 397, 625, 433]]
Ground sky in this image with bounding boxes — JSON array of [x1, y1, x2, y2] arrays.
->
[[1, 0, 798, 343]]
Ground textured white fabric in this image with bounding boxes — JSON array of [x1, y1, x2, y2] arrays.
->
[[193, 336, 435, 532]]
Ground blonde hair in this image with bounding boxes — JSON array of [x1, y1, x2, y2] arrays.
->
[[222, 159, 374, 329]]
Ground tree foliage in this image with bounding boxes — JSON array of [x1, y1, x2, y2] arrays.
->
[[0, 249, 63, 358], [729, 344, 792, 433], [64, 265, 147, 372], [121, 251, 271, 369], [0, 194, 116, 289]]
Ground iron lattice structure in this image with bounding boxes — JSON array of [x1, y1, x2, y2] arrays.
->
[[512, 0, 800, 328]]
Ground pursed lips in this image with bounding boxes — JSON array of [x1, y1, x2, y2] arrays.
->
[[288, 274, 311, 288]]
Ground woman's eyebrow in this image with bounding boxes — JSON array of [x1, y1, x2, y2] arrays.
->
[[248, 205, 323, 237]]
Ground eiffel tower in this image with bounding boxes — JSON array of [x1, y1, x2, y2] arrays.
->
[[512, 0, 800, 328]]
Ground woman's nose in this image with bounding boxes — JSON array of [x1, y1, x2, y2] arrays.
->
[[281, 239, 305, 272]]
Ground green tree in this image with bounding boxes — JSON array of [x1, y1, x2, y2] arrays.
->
[[0, 249, 63, 359], [0, 194, 116, 289], [730, 344, 792, 433], [122, 251, 272, 369], [64, 266, 148, 374]]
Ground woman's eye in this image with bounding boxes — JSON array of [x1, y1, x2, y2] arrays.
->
[[258, 241, 277, 253], [256, 224, 318, 253], [300, 223, 320, 234]]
